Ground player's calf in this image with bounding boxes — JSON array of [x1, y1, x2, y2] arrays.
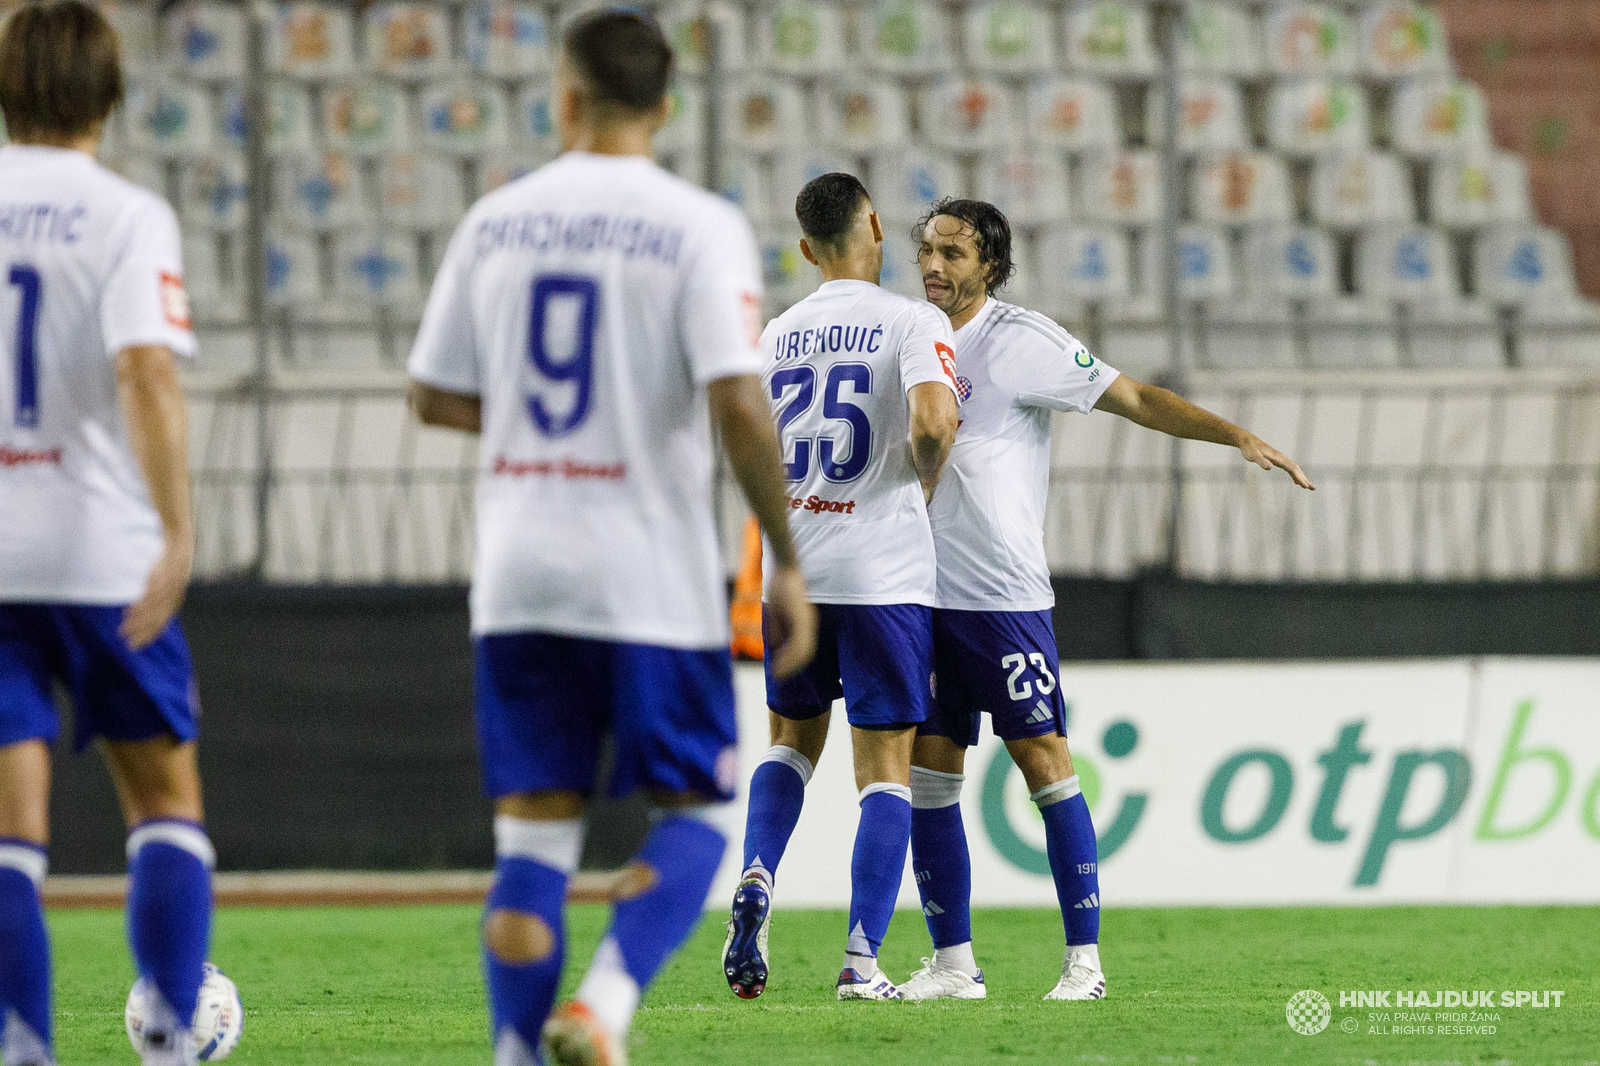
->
[[0, 837, 53, 1066]]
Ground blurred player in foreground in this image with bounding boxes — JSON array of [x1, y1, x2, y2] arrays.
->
[[898, 199, 1313, 1003], [722, 174, 960, 1002], [408, 11, 815, 1066], [0, 5, 216, 1065]]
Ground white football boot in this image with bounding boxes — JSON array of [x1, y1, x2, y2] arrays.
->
[[2, 1009, 57, 1066], [899, 958, 987, 1001], [1043, 947, 1106, 1001], [132, 990, 199, 1066], [835, 965, 903, 1001], [541, 1001, 628, 1066], [721, 875, 772, 998]]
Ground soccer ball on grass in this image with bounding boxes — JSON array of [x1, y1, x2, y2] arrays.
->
[[125, 962, 243, 1061]]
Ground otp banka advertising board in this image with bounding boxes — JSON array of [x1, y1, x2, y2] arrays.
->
[[710, 658, 1600, 907]]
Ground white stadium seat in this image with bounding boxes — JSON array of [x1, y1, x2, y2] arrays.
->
[[463, 2, 552, 80], [1063, 1, 1157, 78], [103, 155, 168, 199], [1476, 224, 1582, 308], [179, 154, 249, 231], [418, 81, 510, 156], [262, 83, 319, 155], [1311, 151, 1412, 228], [755, 1, 846, 75], [863, 0, 952, 75], [377, 152, 469, 230], [333, 232, 425, 312], [868, 147, 961, 226], [1359, 1, 1451, 80], [820, 79, 912, 154], [181, 234, 245, 325], [772, 149, 857, 219], [478, 152, 545, 197], [755, 225, 816, 309], [166, 1, 247, 80], [1243, 224, 1336, 301], [365, 3, 455, 81], [275, 152, 368, 231], [1148, 77, 1249, 154], [268, 3, 357, 80], [1358, 225, 1455, 304], [511, 82, 560, 156], [1263, 2, 1357, 77], [1267, 78, 1371, 157], [322, 82, 413, 156], [1192, 151, 1294, 225], [1075, 150, 1161, 225], [718, 154, 773, 223], [1179, 2, 1262, 78], [1176, 225, 1234, 301], [878, 228, 926, 300], [1037, 224, 1131, 304], [1390, 78, 1492, 158], [264, 231, 323, 309], [99, 1, 159, 70], [921, 77, 1016, 151], [1026, 77, 1120, 152], [726, 79, 809, 152], [658, 1, 746, 76], [654, 79, 703, 159], [124, 79, 215, 157], [975, 149, 1070, 225], [965, 1, 1056, 75], [1430, 151, 1534, 230]]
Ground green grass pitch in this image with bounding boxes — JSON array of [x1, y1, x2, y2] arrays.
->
[[49, 904, 1599, 1065]]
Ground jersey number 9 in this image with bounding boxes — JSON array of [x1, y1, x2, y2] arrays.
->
[[526, 274, 598, 438], [770, 362, 873, 483]]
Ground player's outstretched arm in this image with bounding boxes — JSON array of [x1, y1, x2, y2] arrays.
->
[[708, 374, 817, 679], [1093, 374, 1315, 490], [117, 345, 195, 649], [908, 381, 960, 504], [408, 381, 483, 433]]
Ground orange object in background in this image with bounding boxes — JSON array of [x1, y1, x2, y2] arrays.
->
[[730, 516, 764, 661]]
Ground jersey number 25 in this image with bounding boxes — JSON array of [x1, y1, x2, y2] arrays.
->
[[770, 362, 873, 483]]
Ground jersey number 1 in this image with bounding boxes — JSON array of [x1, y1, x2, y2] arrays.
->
[[526, 274, 597, 438], [8, 264, 41, 428]]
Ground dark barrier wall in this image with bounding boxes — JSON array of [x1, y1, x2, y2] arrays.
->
[[46, 577, 1600, 873]]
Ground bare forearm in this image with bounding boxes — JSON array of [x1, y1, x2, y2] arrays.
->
[[410, 381, 482, 432], [1103, 379, 1244, 447], [116, 347, 193, 550], [710, 376, 800, 569], [911, 434, 951, 502]]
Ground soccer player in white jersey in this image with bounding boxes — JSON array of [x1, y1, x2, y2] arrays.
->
[[0, 6, 220, 1066], [407, 12, 817, 1066], [899, 200, 1314, 1003], [721, 174, 960, 1002]]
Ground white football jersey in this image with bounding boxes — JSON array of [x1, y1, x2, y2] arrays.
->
[[759, 279, 958, 605], [0, 146, 197, 605], [408, 152, 765, 647], [929, 298, 1119, 611]]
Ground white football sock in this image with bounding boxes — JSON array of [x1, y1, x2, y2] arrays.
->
[[2, 1008, 55, 1066], [842, 951, 877, 976], [136, 987, 196, 1066], [1069, 943, 1101, 971], [492, 1028, 538, 1066], [933, 941, 979, 977], [575, 936, 640, 1040]]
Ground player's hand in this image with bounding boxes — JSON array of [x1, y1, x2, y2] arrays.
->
[[763, 564, 817, 680], [1239, 434, 1315, 491], [121, 537, 193, 650]]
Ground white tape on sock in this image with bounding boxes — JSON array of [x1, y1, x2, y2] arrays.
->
[[652, 802, 739, 840], [1031, 774, 1082, 808], [760, 745, 814, 786], [858, 782, 912, 805], [126, 820, 215, 869], [910, 767, 965, 809], [0, 842, 47, 888], [493, 817, 583, 875]]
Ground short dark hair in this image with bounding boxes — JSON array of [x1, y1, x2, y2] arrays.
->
[[916, 198, 1015, 295], [0, 0, 124, 142], [563, 9, 673, 113], [795, 172, 871, 253]]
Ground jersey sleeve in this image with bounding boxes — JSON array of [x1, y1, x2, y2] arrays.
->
[[99, 197, 198, 360], [678, 206, 766, 385], [897, 303, 959, 399], [1001, 312, 1120, 414], [407, 216, 481, 395]]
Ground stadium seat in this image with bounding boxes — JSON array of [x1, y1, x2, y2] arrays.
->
[[1063, 1, 1157, 78], [654, 79, 703, 159], [1179, 2, 1262, 78], [1267, 78, 1371, 157], [181, 233, 241, 320], [463, 1, 552, 79], [1355, 224, 1503, 368], [275, 152, 367, 230], [1390, 77, 1492, 158], [268, 3, 357, 80], [1075, 150, 1160, 224], [365, 3, 455, 81], [255, 82, 318, 155], [755, 225, 816, 309], [100, 1, 159, 70], [1263, 2, 1357, 77], [726, 79, 809, 152], [964, 1, 1056, 75], [1037, 224, 1131, 305], [166, 1, 247, 80], [322, 81, 414, 156], [771, 148, 856, 218], [755, 1, 846, 75], [1192, 151, 1294, 225], [478, 152, 546, 196], [863, 0, 952, 75], [418, 81, 511, 156], [878, 228, 926, 300], [509, 81, 560, 155], [659, 1, 746, 75], [1243, 224, 1336, 301], [104, 154, 169, 199], [1310, 151, 1412, 228], [179, 154, 249, 231], [378, 152, 469, 230], [123, 78, 215, 157], [1026, 77, 1121, 152], [819, 79, 912, 153], [975, 149, 1070, 225], [1430, 151, 1533, 229], [1476, 223, 1583, 308], [264, 231, 323, 309], [1176, 225, 1234, 301], [1304, 299, 1402, 369], [1359, 1, 1451, 80], [921, 77, 1016, 151], [867, 147, 961, 227], [1148, 77, 1249, 154], [718, 154, 773, 222], [333, 232, 425, 313]]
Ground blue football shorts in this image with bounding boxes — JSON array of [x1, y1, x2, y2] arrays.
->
[[924, 608, 1067, 747], [474, 631, 739, 802], [762, 602, 933, 729], [0, 603, 200, 751]]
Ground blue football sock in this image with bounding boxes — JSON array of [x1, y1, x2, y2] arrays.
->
[[909, 769, 971, 950], [846, 785, 912, 961], [483, 817, 581, 1053], [0, 840, 52, 1056], [607, 811, 728, 990], [1035, 777, 1100, 946], [126, 821, 214, 1026], [740, 747, 811, 885]]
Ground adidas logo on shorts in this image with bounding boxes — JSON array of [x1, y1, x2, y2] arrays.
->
[[1026, 700, 1052, 725]]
